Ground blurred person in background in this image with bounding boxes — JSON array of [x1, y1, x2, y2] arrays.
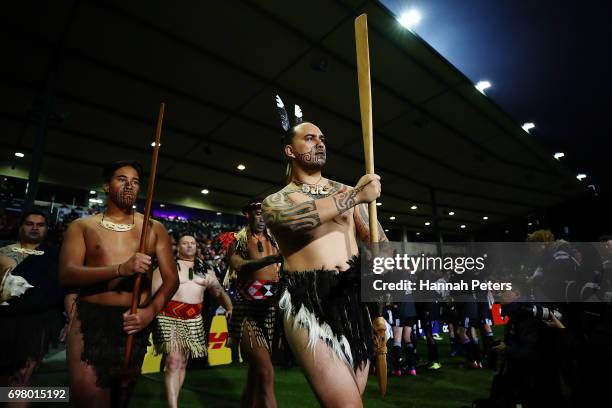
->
[[0, 210, 65, 395]]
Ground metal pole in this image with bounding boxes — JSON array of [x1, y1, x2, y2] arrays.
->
[[22, 85, 54, 211], [430, 187, 443, 256], [22, 0, 81, 211]]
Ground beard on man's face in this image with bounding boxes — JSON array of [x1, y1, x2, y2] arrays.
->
[[294, 146, 326, 170], [110, 186, 137, 209]]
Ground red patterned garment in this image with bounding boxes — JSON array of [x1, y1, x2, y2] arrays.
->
[[160, 300, 203, 320], [239, 280, 278, 301]]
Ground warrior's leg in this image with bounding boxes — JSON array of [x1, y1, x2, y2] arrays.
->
[[66, 315, 110, 408], [6, 358, 38, 408], [283, 315, 365, 408], [164, 350, 188, 408], [240, 324, 276, 408]]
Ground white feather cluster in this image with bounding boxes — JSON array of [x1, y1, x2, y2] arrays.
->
[[279, 290, 353, 368]]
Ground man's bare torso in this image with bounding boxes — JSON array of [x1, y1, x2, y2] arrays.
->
[[269, 180, 359, 272], [79, 213, 157, 306], [244, 233, 280, 281], [171, 260, 211, 304]]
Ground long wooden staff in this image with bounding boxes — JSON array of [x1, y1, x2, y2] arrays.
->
[[123, 102, 165, 369], [355, 14, 387, 398]]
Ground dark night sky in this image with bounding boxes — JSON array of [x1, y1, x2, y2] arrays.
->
[[381, 0, 611, 193]]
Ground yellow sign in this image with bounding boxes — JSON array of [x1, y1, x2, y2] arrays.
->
[[207, 315, 232, 366], [141, 335, 162, 374]]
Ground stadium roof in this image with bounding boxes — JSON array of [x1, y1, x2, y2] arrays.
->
[[1, 0, 585, 233]]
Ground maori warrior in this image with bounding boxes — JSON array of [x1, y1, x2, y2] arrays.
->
[[152, 234, 232, 408], [226, 198, 282, 407], [59, 160, 179, 407], [263, 95, 388, 407]]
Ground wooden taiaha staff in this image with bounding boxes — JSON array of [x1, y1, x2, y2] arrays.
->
[[122, 102, 165, 370], [355, 14, 387, 398]]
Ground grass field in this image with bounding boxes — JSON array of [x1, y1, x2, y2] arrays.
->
[[35, 332, 497, 407]]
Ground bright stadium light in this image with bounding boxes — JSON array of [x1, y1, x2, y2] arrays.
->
[[389, 216, 396, 220], [237, 164, 246, 171], [448, 211, 455, 216], [475, 80, 491, 94], [398, 9, 422, 29], [576, 173, 587, 181], [151, 142, 161, 147], [201, 189, 210, 194], [460, 224, 466, 229], [410, 205, 418, 210], [522, 122, 535, 133], [416, 232, 421, 236], [14, 152, 25, 158], [89, 190, 96, 195], [384, 229, 389, 232], [376, 202, 382, 206], [482, 216, 489, 220], [425, 221, 431, 226], [554, 152, 565, 160], [88, 198, 103, 204], [160, 204, 165, 208], [216, 212, 222, 215]]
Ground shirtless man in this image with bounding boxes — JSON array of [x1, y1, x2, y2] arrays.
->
[[151, 234, 233, 408], [59, 160, 179, 407], [263, 121, 386, 407], [228, 198, 282, 408]]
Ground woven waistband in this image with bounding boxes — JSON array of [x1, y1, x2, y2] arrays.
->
[[161, 300, 202, 320], [238, 279, 279, 301]]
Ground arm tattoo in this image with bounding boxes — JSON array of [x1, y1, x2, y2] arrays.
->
[[332, 185, 361, 213], [0, 245, 23, 264], [355, 204, 371, 245], [263, 191, 321, 233], [356, 203, 388, 244]]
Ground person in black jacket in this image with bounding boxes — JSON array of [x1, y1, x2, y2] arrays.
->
[[483, 281, 567, 407], [0, 210, 65, 388]]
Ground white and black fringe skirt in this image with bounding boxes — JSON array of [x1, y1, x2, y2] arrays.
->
[[279, 256, 372, 372]]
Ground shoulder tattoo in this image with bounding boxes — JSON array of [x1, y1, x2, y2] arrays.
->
[[263, 191, 321, 233]]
